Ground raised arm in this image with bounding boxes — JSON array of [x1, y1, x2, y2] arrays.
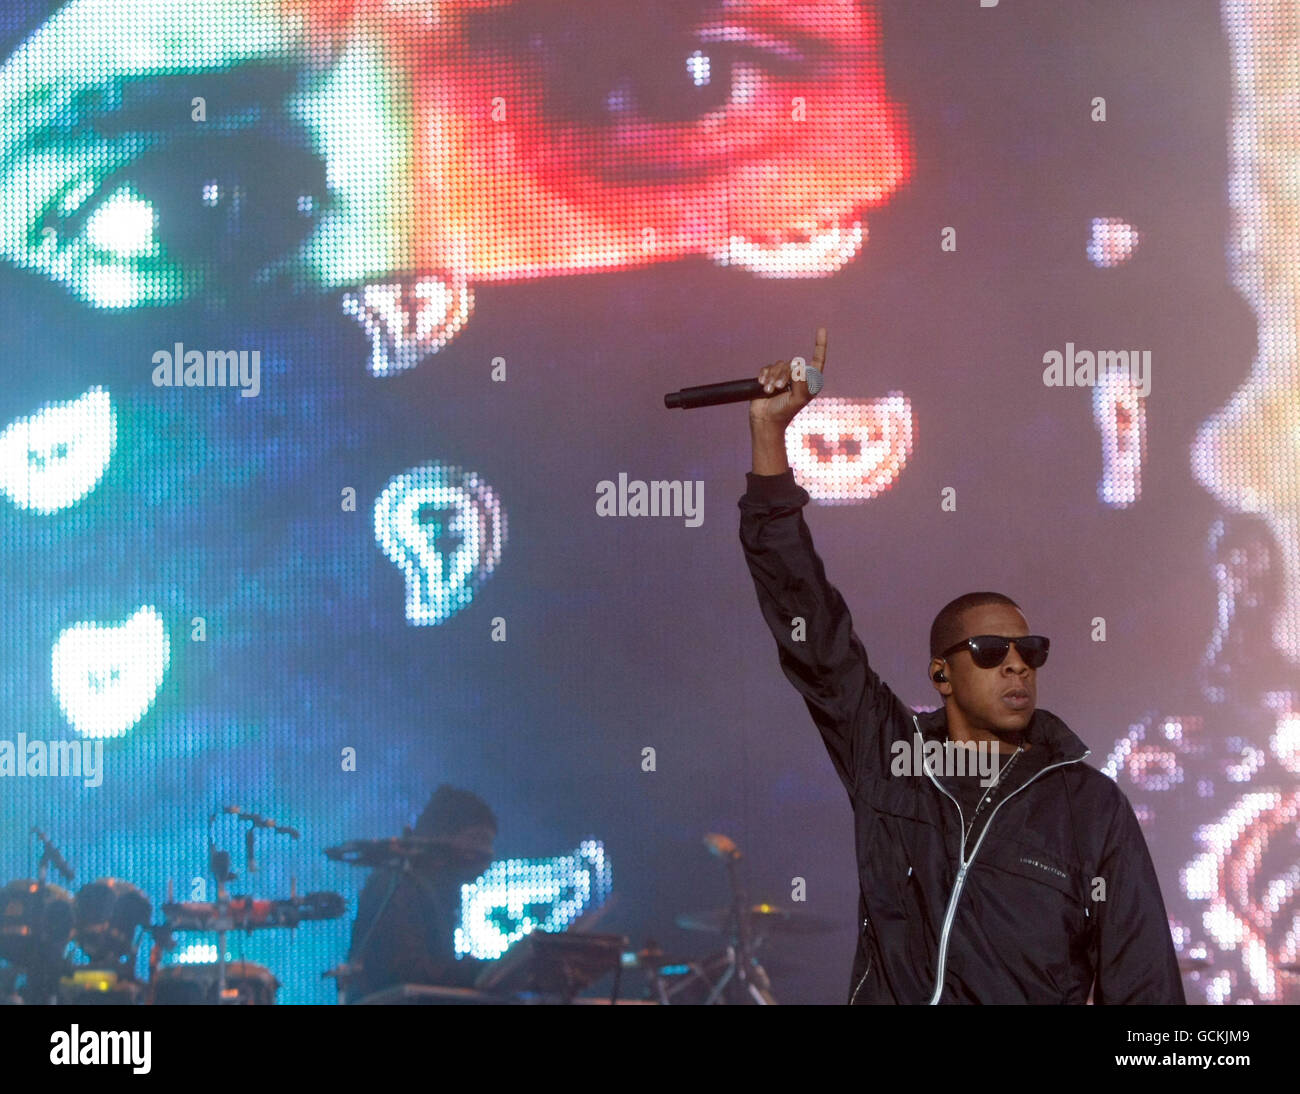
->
[[739, 330, 901, 796]]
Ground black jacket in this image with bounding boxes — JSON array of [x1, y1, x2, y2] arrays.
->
[[346, 868, 484, 1001], [739, 468, 1185, 1004]]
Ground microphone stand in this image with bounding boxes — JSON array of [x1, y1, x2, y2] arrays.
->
[[30, 832, 68, 1004], [705, 835, 778, 1004], [206, 808, 300, 1002], [205, 821, 234, 1005], [726, 853, 755, 997]]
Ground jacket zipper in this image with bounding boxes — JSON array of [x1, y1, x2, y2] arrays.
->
[[849, 916, 873, 1004], [911, 715, 1089, 1005]]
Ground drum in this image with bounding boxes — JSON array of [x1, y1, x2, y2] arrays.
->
[[57, 968, 145, 1005], [0, 879, 74, 968], [74, 878, 151, 964], [150, 960, 279, 1005]]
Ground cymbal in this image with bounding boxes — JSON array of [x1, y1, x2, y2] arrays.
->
[[675, 903, 839, 936], [323, 836, 483, 868]]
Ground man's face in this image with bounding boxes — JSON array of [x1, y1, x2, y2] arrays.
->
[[939, 604, 1037, 734]]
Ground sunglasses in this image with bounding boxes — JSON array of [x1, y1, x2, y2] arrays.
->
[[940, 634, 1050, 670]]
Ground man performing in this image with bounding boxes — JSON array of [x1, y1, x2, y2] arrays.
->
[[738, 329, 1184, 1004], [345, 785, 497, 1001]]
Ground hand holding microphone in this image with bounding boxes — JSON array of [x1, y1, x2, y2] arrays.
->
[[743, 328, 828, 476], [661, 328, 828, 476], [747, 327, 828, 430], [663, 327, 827, 413]]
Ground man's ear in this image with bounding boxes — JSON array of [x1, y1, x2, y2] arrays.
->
[[929, 658, 951, 693]]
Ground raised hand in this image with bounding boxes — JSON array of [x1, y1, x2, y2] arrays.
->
[[748, 327, 827, 430]]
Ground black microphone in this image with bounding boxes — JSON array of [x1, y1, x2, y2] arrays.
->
[[252, 812, 300, 839], [31, 827, 74, 881], [225, 805, 296, 837], [665, 366, 824, 409]]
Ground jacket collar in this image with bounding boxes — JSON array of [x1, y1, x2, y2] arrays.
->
[[913, 705, 1090, 766]]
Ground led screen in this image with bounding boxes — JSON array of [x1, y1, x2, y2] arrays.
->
[[0, 0, 1295, 1004]]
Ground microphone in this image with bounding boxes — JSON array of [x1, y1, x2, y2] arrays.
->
[[255, 814, 299, 839], [224, 805, 299, 838], [31, 827, 74, 881], [665, 365, 824, 409]]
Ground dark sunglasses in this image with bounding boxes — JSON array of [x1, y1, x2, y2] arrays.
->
[[940, 634, 1050, 670]]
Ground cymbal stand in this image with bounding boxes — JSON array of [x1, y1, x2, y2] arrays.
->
[[709, 847, 778, 1005]]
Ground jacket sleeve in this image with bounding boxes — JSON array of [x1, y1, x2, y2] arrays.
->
[[738, 468, 901, 796], [1091, 788, 1186, 1004]]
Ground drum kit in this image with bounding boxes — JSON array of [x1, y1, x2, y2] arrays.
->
[[2, 818, 831, 1005], [2, 815, 343, 1006]]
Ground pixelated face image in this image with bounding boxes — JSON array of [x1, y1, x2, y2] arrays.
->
[[786, 394, 913, 503], [1194, 0, 1300, 668], [0, 0, 911, 369]]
